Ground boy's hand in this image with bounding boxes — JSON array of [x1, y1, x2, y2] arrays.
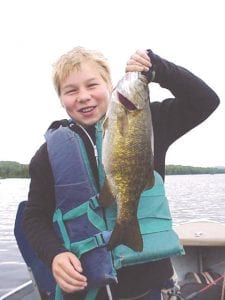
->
[[52, 252, 87, 293], [126, 49, 152, 73]]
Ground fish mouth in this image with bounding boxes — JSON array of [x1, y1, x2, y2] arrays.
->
[[118, 92, 136, 111]]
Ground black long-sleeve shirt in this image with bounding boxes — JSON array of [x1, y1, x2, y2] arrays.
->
[[23, 50, 220, 298]]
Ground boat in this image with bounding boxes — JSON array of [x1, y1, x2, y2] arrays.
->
[[171, 220, 225, 299], [0, 280, 40, 300], [1, 202, 225, 299]]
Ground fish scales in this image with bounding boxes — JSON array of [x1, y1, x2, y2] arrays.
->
[[99, 72, 154, 252]]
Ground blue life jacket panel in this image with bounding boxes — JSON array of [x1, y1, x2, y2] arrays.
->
[[45, 125, 117, 290]]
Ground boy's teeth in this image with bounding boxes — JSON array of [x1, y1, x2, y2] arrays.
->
[[81, 107, 94, 112]]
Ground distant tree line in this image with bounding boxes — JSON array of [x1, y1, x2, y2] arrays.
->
[[0, 161, 29, 178], [166, 164, 225, 175], [0, 161, 225, 178]]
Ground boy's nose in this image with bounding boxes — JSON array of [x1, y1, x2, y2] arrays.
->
[[76, 89, 91, 103]]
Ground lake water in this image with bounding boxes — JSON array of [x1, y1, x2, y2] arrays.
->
[[0, 174, 225, 296]]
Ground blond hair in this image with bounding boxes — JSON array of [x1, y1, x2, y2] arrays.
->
[[53, 46, 112, 96]]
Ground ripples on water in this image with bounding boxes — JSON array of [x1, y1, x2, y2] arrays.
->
[[0, 174, 225, 296], [165, 174, 225, 224], [0, 178, 30, 296]]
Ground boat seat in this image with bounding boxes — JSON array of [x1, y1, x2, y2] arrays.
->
[[174, 220, 225, 246], [14, 200, 56, 300]]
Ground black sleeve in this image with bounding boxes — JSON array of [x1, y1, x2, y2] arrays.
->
[[23, 143, 67, 267], [148, 49, 220, 146], [146, 50, 220, 178]]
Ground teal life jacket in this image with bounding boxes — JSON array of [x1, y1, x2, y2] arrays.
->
[[45, 120, 184, 298]]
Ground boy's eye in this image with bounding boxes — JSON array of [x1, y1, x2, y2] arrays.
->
[[65, 89, 77, 94], [88, 83, 98, 88]]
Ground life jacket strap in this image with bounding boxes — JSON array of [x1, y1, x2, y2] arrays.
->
[[61, 195, 100, 221], [54, 195, 105, 228], [84, 288, 99, 300], [53, 208, 71, 250], [53, 195, 108, 256], [70, 231, 111, 258]]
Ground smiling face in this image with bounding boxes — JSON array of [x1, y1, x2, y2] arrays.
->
[[60, 61, 111, 127]]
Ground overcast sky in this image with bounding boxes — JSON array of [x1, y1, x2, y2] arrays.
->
[[0, 0, 224, 167]]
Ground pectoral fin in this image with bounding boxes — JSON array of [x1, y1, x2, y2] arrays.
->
[[98, 178, 115, 207], [145, 169, 155, 190]]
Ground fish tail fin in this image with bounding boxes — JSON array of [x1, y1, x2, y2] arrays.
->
[[107, 218, 143, 252]]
